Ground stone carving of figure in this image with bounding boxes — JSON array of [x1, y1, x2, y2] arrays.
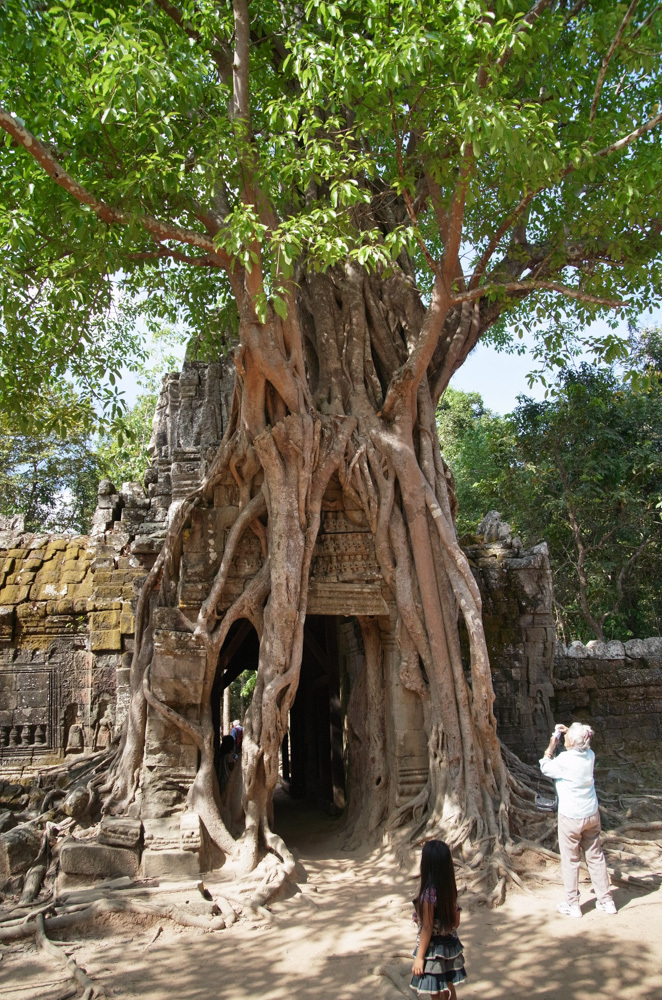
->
[[94, 709, 113, 750], [66, 714, 84, 753]]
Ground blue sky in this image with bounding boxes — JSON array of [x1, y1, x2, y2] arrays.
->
[[450, 306, 662, 415]]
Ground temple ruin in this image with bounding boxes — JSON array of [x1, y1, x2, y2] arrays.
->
[[1, 360, 660, 880]]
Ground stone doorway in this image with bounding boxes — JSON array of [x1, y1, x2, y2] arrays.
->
[[284, 615, 346, 814]]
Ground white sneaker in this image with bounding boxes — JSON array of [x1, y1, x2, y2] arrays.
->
[[557, 901, 582, 918], [596, 897, 617, 915]]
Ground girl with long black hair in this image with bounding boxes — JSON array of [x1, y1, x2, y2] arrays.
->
[[410, 840, 467, 998]]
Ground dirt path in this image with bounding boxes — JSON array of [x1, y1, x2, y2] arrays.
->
[[3, 797, 661, 1000]]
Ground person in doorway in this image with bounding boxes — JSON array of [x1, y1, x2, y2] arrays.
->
[[410, 840, 467, 999], [230, 719, 243, 761], [217, 733, 235, 792], [540, 722, 616, 917]]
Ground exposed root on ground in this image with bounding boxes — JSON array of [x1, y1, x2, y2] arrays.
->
[[34, 913, 107, 999]]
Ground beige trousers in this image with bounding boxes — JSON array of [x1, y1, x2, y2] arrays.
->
[[557, 809, 612, 904]]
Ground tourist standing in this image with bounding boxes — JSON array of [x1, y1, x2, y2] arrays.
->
[[540, 722, 616, 917]]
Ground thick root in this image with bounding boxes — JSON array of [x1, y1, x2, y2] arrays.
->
[[35, 913, 107, 999], [0, 896, 226, 943]]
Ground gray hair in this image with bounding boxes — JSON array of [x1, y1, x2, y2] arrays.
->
[[566, 722, 594, 750]]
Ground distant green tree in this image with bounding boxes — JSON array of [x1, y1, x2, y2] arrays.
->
[[96, 327, 184, 488], [96, 392, 156, 489], [0, 388, 101, 533], [512, 349, 662, 642], [437, 387, 516, 536], [440, 332, 662, 642]]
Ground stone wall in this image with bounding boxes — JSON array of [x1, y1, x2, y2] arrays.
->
[[462, 511, 556, 763], [553, 638, 662, 748], [0, 522, 143, 767], [0, 359, 234, 773]]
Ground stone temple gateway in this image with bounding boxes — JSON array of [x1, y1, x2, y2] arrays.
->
[[0, 359, 616, 880]]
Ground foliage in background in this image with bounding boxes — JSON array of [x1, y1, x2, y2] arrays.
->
[[0, 329, 184, 533], [439, 331, 662, 643], [95, 326, 185, 489], [95, 391, 157, 490], [0, 386, 102, 533]]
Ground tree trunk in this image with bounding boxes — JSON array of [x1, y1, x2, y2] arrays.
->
[[102, 262, 514, 890]]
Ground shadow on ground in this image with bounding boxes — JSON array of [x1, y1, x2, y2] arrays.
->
[[2, 793, 661, 1000]]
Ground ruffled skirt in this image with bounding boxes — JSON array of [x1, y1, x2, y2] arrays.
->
[[410, 931, 467, 996]]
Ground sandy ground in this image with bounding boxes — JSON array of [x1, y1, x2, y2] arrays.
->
[[2, 795, 662, 1000]]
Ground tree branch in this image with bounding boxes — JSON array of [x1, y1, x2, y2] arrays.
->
[[444, 143, 473, 278], [391, 100, 437, 272], [590, 0, 639, 122], [153, 0, 233, 85], [0, 107, 234, 271], [608, 533, 651, 623], [469, 190, 538, 290], [451, 280, 627, 309], [127, 249, 222, 267], [631, 2, 662, 41], [468, 107, 662, 288], [232, 0, 251, 125], [594, 107, 662, 158], [555, 451, 604, 641]]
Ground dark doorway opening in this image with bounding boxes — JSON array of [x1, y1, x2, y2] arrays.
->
[[211, 614, 348, 824], [285, 615, 346, 813], [211, 618, 259, 779]]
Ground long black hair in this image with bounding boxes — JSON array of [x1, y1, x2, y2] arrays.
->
[[414, 840, 457, 933]]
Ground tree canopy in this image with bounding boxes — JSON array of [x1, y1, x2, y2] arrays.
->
[[2, 0, 662, 429]]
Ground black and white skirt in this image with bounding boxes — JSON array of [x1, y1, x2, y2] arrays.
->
[[410, 931, 467, 996]]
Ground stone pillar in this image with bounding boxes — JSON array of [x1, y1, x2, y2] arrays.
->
[[381, 618, 429, 811]]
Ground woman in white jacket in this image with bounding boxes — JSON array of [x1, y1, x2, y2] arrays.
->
[[540, 722, 616, 918]]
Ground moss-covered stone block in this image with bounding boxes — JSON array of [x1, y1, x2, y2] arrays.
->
[[86, 598, 122, 612], [67, 575, 94, 600], [120, 611, 135, 634], [33, 566, 64, 585], [15, 602, 47, 620], [43, 540, 68, 558], [30, 582, 68, 601], [62, 559, 82, 572], [90, 610, 121, 630], [46, 599, 74, 615], [90, 629, 122, 651], [0, 585, 31, 604]]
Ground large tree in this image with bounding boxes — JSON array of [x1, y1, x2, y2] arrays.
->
[[2, 1, 662, 886]]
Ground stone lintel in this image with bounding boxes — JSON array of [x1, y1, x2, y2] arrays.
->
[[307, 581, 389, 617]]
